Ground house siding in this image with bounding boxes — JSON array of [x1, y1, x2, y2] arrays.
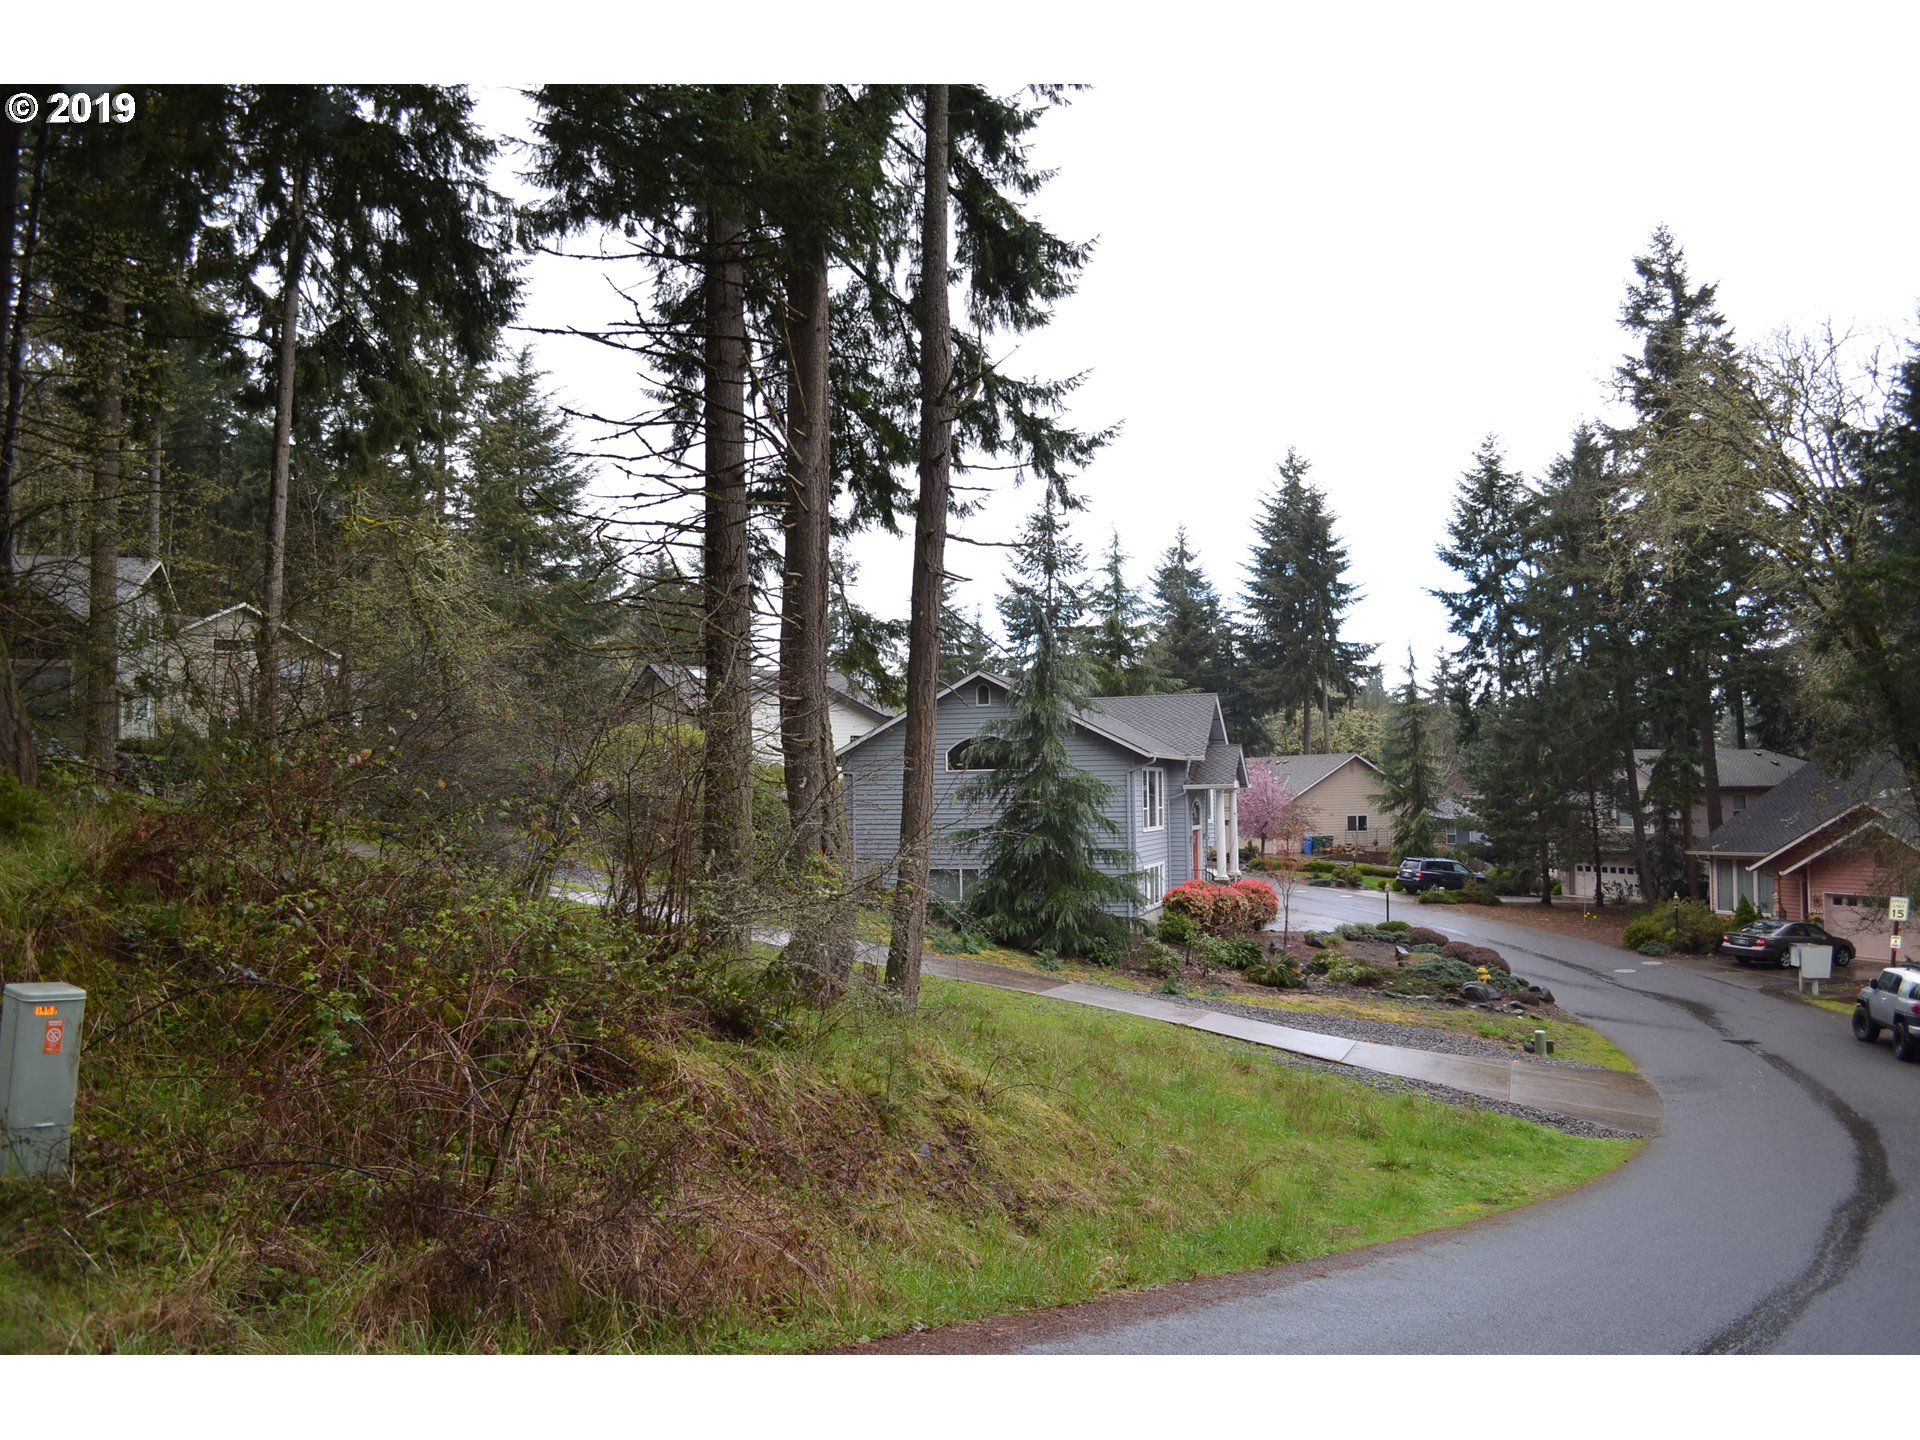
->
[[841, 682, 1158, 918], [1767, 835, 1905, 963], [1297, 759, 1393, 852]]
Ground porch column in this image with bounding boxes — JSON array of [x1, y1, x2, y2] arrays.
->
[[1212, 788, 1227, 877], [1225, 790, 1240, 875]]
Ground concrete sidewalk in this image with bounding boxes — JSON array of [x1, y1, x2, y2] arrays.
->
[[888, 948, 1663, 1136]]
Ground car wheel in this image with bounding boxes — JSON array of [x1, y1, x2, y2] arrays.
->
[[1853, 1005, 1882, 1043], [1835, 946, 1853, 968], [1894, 1020, 1920, 1064]]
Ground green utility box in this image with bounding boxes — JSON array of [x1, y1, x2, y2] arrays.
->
[[0, 982, 86, 1178]]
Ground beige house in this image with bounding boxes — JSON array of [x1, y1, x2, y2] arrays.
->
[[160, 603, 343, 735], [1255, 752, 1392, 855]]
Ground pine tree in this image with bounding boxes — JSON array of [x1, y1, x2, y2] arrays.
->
[[1432, 436, 1527, 707], [1144, 527, 1227, 696], [1079, 529, 1148, 694], [1374, 650, 1442, 859], [960, 491, 1136, 954], [1240, 451, 1374, 752]]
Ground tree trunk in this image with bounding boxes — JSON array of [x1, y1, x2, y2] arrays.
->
[[146, 417, 162, 557], [261, 163, 308, 731], [85, 275, 126, 774], [886, 84, 953, 1011], [1698, 671, 1723, 839], [778, 87, 848, 994], [0, 114, 44, 785], [699, 202, 754, 959]]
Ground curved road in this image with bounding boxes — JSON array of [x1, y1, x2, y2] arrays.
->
[[1017, 888, 1917, 1354]]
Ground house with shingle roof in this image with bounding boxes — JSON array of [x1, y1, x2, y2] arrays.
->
[[1558, 747, 1809, 902], [624, 661, 896, 762], [12, 553, 172, 741], [1691, 753, 1917, 964], [837, 670, 1248, 917], [1254, 752, 1391, 854]]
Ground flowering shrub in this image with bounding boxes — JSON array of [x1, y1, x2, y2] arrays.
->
[[1163, 879, 1274, 936], [1230, 879, 1278, 927]]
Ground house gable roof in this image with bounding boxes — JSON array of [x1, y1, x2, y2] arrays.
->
[[176, 602, 341, 660], [17, 553, 164, 623], [1695, 753, 1909, 863], [1188, 742, 1247, 788], [835, 670, 1237, 775], [1254, 752, 1382, 798], [1632, 746, 1807, 790]]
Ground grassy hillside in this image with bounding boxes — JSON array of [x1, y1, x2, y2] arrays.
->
[[0, 778, 1636, 1352]]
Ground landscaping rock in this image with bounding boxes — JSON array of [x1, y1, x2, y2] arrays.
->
[[1460, 981, 1501, 1002]]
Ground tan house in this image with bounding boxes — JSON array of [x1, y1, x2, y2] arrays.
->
[[160, 603, 343, 735], [1255, 752, 1392, 855]]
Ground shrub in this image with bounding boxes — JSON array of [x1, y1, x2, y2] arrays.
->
[[1324, 956, 1383, 987], [1408, 942, 1443, 955], [1417, 889, 1466, 905], [1670, 900, 1730, 953], [1405, 925, 1447, 947], [1486, 864, 1536, 896], [1162, 879, 1260, 936], [1156, 909, 1194, 945], [1244, 956, 1298, 988], [1440, 940, 1509, 973], [1081, 933, 1118, 967], [1402, 955, 1526, 995], [1035, 947, 1062, 972], [1135, 938, 1183, 977], [0, 772, 51, 841], [1192, 933, 1262, 971], [1301, 859, 1338, 876], [1636, 939, 1672, 957], [1730, 894, 1759, 928], [1459, 880, 1501, 905], [1621, 913, 1675, 951], [1377, 920, 1411, 936], [1229, 878, 1278, 927]]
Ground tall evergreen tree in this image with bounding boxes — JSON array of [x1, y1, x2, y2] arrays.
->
[[1079, 528, 1148, 695], [1374, 650, 1442, 860], [1240, 450, 1374, 752], [960, 490, 1135, 954], [1144, 526, 1227, 696], [1432, 436, 1528, 709]]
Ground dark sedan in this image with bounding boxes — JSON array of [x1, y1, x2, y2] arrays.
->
[[1719, 918, 1854, 968]]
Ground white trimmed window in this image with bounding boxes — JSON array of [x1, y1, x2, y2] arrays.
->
[[928, 868, 981, 906], [1141, 767, 1165, 831], [1347, 815, 1369, 832], [946, 739, 994, 772], [1139, 862, 1166, 909], [975, 682, 993, 706]]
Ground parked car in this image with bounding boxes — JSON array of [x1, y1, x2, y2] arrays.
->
[[1395, 857, 1487, 893], [1719, 918, 1854, 968], [1852, 966, 1920, 1062]]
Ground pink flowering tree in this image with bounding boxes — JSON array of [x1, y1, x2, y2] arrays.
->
[[1239, 762, 1302, 859], [1240, 761, 1308, 946]]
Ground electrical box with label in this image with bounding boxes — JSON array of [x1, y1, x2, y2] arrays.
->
[[0, 982, 86, 1178]]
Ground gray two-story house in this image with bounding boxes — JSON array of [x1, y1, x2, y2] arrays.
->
[[837, 669, 1248, 919]]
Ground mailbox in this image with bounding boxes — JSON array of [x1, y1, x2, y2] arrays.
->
[[0, 982, 86, 1178]]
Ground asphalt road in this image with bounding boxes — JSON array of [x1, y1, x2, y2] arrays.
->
[[1023, 887, 1918, 1355]]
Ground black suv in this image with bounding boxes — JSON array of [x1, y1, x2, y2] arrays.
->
[[1396, 857, 1485, 893]]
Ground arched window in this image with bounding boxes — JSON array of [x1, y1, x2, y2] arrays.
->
[[947, 739, 995, 772], [976, 682, 993, 706]]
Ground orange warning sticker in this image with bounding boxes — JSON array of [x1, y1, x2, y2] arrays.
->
[[42, 1019, 63, 1055]]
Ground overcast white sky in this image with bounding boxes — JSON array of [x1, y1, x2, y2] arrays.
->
[[449, 7, 1920, 690], [43, 2, 1920, 692]]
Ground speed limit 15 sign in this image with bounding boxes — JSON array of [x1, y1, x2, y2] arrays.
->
[[1890, 896, 1910, 923]]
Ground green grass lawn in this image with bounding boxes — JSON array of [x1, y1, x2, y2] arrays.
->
[[692, 977, 1640, 1351]]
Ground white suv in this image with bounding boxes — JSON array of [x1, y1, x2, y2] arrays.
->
[[1852, 966, 1920, 1062]]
